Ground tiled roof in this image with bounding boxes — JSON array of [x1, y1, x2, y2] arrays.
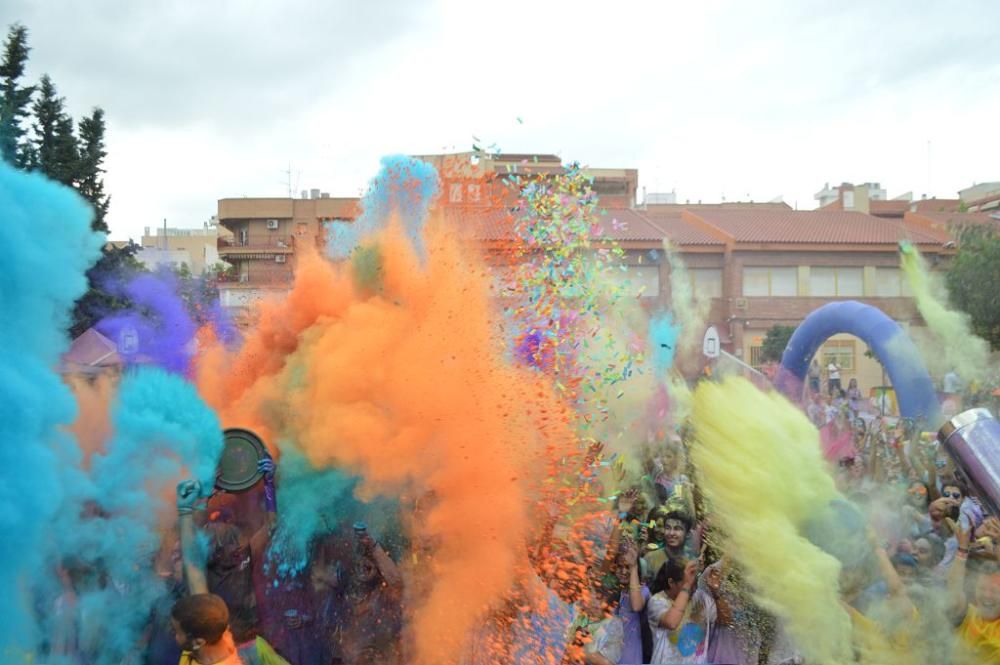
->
[[593, 208, 668, 241], [686, 209, 942, 245], [447, 207, 514, 241], [912, 198, 961, 213], [903, 211, 1000, 242], [819, 199, 910, 217], [454, 207, 670, 243], [450, 206, 950, 248], [642, 210, 725, 245], [645, 201, 791, 212], [870, 200, 910, 216]]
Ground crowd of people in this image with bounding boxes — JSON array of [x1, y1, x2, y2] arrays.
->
[[559, 372, 1000, 665], [41, 366, 1000, 665]]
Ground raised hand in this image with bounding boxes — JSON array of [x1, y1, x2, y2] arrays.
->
[[258, 456, 276, 481], [683, 560, 699, 590], [176, 480, 203, 516]]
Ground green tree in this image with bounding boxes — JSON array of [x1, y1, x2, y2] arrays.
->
[[69, 240, 146, 338], [0, 23, 35, 167], [77, 107, 110, 233], [761, 324, 796, 363], [31, 74, 79, 185], [946, 225, 1000, 350]]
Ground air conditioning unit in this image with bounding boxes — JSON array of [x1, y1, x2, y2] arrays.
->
[[275, 255, 287, 264], [266, 219, 280, 230], [734, 297, 749, 310]]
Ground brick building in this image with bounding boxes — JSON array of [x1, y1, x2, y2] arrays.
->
[[215, 194, 359, 314], [214, 153, 997, 395], [466, 199, 959, 392]]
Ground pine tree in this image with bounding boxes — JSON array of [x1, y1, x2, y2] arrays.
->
[[0, 23, 35, 168], [52, 112, 78, 185], [32, 74, 79, 185], [77, 107, 110, 233]]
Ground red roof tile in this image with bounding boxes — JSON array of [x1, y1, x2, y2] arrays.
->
[[903, 211, 1000, 242], [912, 198, 961, 213], [687, 209, 942, 245], [869, 200, 909, 216], [819, 199, 909, 216], [645, 201, 792, 212], [448, 207, 669, 243], [642, 210, 725, 245], [593, 208, 667, 241]]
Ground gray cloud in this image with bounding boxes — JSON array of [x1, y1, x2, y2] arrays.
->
[[1, 0, 425, 131]]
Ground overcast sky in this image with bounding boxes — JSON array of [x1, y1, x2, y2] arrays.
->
[[3, 0, 998, 239]]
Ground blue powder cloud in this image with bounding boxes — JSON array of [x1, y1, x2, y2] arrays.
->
[[325, 154, 439, 260], [69, 367, 223, 663], [649, 312, 680, 376], [0, 163, 103, 654], [266, 442, 359, 578]]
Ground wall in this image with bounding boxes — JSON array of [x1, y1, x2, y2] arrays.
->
[[141, 232, 221, 274]]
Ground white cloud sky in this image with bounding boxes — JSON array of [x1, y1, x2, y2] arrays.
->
[[2, 0, 998, 239]]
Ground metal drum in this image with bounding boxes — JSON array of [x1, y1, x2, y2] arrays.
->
[[938, 408, 1000, 516], [216, 428, 268, 492]]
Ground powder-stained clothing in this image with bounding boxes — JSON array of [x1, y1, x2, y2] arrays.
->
[[205, 522, 259, 641], [584, 616, 625, 664], [616, 585, 650, 664], [237, 637, 290, 665], [956, 606, 1000, 664], [177, 637, 288, 665], [179, 649, 244, 665], [646, 590, 715, 664]]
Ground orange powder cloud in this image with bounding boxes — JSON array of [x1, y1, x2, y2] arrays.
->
[[194, 216, 577, 663], [64, 373, 117, 466]]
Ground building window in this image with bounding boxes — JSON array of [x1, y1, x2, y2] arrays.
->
[[874, 267, 912, 297], [821, 339, 855, 371], [690, 268, 723, 298], [809, 267, 863, 297], [607, 265, 660, 297], [749, 345, 764, 370], [743, 266, 797, 296]]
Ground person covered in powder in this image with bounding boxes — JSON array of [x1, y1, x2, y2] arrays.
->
[[808, 358, 822, 396], [701, 558, 765, 665], [846, 378, 865, 414], [331, 523, 404, 664], [605, 537, 648, 665], [948, 518, 1000, 663], [644, 507, 697, 585], [170, 593, 245, 665], [144, 539, 187, 665], [564, 584, 625, 665], [176, 479, 288, 665], [646, 557, 715, 664]]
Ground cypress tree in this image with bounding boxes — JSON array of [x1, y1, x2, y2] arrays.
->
[[0, 23, 34, 168], [77, 107, 110, 233]]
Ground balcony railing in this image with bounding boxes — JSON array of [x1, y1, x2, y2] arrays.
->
[[218, 235, 295, 251], [216, 270, 293, 285]]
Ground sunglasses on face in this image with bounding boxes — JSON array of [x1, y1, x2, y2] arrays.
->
[[943, 491, 962, 499]]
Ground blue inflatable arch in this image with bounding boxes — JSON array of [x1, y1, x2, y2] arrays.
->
[[776, 301, 939, 423]]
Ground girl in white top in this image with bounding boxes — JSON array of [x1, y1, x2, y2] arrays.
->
[[647, 558, 716, 664]]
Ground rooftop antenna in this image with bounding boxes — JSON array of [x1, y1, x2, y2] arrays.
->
[[926, 140, 932, 197], [280, 163, 301, 198]]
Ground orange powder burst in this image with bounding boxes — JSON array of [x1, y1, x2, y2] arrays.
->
[[195, 215, 577, 663], [64, 373, 117, 466]]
